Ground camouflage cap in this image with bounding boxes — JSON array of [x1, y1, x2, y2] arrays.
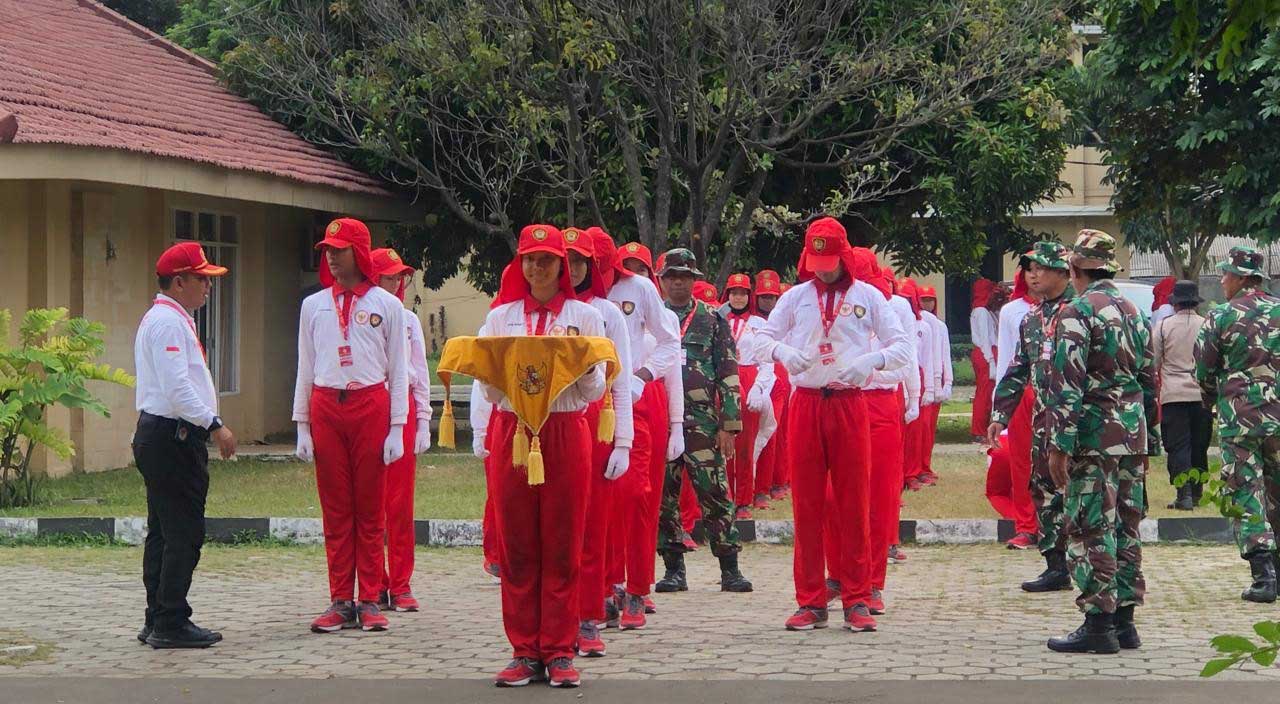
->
[[1023, 240, 1070, 270], [1069, 229, 1123, 273], [658, 248, 703, 277], [1216, 245, 1270, 280]]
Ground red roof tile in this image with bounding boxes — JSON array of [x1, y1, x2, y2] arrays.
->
[[0, 0, 391, 198]]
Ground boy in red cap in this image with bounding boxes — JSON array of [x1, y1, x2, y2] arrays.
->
[[753, 270, 792, 503], [369, 248, 434, 612], [294, 218, 409, 634], [756, 217, 911, 633], [919, 285, 951, 486], [899, 278, 937, 493], [481, 225, 608, 688], [719, 273, 775, 518]]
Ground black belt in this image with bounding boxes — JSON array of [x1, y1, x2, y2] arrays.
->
[[139, 411, 209, 443]]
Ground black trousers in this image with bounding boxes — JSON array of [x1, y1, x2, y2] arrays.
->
[[133, 412, 210, 632], [1161, 401, 1214, 484]]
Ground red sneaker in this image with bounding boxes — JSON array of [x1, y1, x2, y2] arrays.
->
[[577, 620, 606, 658], [601, 594, 620, 629], [887, 545, 908, 564], [642, 595, 656, 614], [1006, 532, 1038, 550], [785, 606, 829, 631], [376, 589, 391, 609], [752, 493, 771, 510], [867, 588, 886, 615], [825, 578, 841, 604], [770, 484, 790, 500], [494, 658, 544, 687], [620, 593, 646, 630], [357, 602, 389, 632], [919, 471, 938, 486], [390, 592, 420, 612], [905, 477, 924, 492], [547, 657, 581, 688], [309, 601, 357, 633], [681, 531, 699, 551], [735, 507, 753, 521], [482, 560, 501, 584], [843, 603, 877, 632]]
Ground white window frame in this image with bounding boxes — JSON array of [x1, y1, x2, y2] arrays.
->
[[170, 207, 241, 397]]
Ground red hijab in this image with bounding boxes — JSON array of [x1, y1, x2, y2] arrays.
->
[[692, 281, 719, 304], [1153, 276, 1176, 311], [316, 218, 376, 291], [898, 277, 923, 320], [1011, 268, 1035, 305], [797, 217, 858, 284], [850, 247, 891, 300], [587, 227, 630, 292], [971, 278, 996, 309], [491, 224, 576, 309]]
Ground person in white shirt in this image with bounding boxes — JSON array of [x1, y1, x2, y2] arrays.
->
[[970, 278, 1000, 439], [368, 248, 433, 614], [757, 217, 911, 633], [900, 278, 935, 493], [133, 242, 235, 650], [991, 266, 1042, 551], [1151, 276, 1177, 331], [719, 273, 776, 518], [293, 219, 409, 635], [752, 271, 794, 503], [481, 225, 607, 689], [919, 285, 952, 485]]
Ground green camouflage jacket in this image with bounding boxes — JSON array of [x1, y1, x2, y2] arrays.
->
[[1194, 288, 1280, 439], [992, 292, 1068, 427], [1046, 280, 1159, 456], [668, 300, 742, 432]]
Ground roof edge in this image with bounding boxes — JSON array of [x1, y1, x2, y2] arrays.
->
[[78, 0, 220, 77]]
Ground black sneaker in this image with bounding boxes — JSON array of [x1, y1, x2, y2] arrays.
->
[[146, 623, 220, 649], [136, 625, 151, 644]]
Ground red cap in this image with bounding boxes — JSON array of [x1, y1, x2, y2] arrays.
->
[[316, 218, 374, 288], [724, 273, 752, 292], [754, 270, 782, 296], [518, 224, 566, 257], [797, 217, 856, 282], [692, 281, 719, 304], [156, 241, 228, 277], [370, 248, 414, 301], [920, 285, 938, 300], [491, 224, 576, 309], [619, 241, 654, 270], [562, 226, 608, 300], [562, 227, 593, 258]]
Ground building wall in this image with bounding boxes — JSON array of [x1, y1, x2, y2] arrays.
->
[[408, 269, 494, 354]]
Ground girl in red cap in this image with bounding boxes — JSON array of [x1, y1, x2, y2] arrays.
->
[[752, 270, 793, 503], [918, 285, 951, 486], [369, 248, 434, 612], [480, 225, 608, 688], [293, 218, 409, 634], [718, 274, 775, 518], [993, 266, 1040, 549], [899, 277, 937, 493], [970, 278, 999, 439]]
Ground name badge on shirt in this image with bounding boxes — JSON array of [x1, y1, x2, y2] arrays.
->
[[338, 345, 353, 368], [819, 341, 837, 366], [680, 348, 688, 366], [1041, 340, 1052, 361]]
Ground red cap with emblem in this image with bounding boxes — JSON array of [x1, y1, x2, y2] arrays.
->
[[720, 273, 755, 312], [797, 217, 857, 282], [156, 241, 228, 277], [370, 248, 414, 300], [754, 269, 782, 296], [692, 281, 719, 304], [562, 227, 608, 300], [315, 218, 375, 288], [491, 224, 576, 309]]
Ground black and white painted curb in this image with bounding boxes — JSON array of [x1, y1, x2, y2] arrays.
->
[[0, 516, 1241, 547]]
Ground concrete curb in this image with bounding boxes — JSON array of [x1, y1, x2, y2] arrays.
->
[[0, 515, 1238, 547]]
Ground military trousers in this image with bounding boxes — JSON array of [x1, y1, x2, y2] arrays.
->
[[1220, 436, 1280, 558], [1031, 408, 1066, 555], [659, 421, 740, 558], [1063, 454, 1146, 615]]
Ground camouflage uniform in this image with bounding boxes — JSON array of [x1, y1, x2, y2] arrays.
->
[[1046, 231, 1159, 616], [992, 241, 1071, 555], [1194, 246, 1280, 560], [659, 252, 743, 557]]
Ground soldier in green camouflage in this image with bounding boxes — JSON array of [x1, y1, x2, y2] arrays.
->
[[653, 248, 752, 594], [988, 241, 1073, 592], [1194, 245, 1280, 603], [1044, 229, 1158, 655]]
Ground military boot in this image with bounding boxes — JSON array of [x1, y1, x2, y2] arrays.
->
[[718, 553, 753, 593], [1047, 612, 1120, 654], [654, 552, 687, 593], [1167, 485, 1193, 511], [1189, 481, 1204, 506], [1242, 552, 1278, 603], [1114, 605, 1141, 649], [1021, 549, 1072, 592]]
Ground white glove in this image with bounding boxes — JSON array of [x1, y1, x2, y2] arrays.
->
[[472, 431, 489, 460], [414, 419, 432, 454], [905, 399, 921, 424], [666, 421, 685, 461], [922, 390, 936, 406], [941, 385, 953, 402], [295, 422, 314, 462], [480, 382, 505, 405], [630, 374, 647, 404], [773, 344, 816, 375], [576, 363, 608, 402], [383, 424, 406, 465], [746, 383, 768, 412], [988, 360, 997, 381], [605, 446, 631, 480], [837, 351, 885, 388]]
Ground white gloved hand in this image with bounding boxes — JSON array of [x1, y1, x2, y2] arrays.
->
[[905, 399, 921, 424], [773, 344, 816, 375], [605, 446, 631, 480], [746, 384, 767, 412], [666, 421, 685, 461], [922, 391, 936, 406], [383, 424, 406, 465], [630, 374, 647, 404], [472, 431, 489, 460], [988, 361, 997, 381], [295, 422, 315, 462], [480, 382, 505, 405], [414, 419, 432, 454], [577, 363, 608, 402], [941, 385, 953, 402], [837, 351, 885, 388]]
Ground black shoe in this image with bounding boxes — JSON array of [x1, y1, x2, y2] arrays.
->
[[1167, 485, 1194, 510], [136, 625, 151, 644], [1021, 550, 1072, 592], [1047, 612, 1120, 654], [1190, 482, 1204, 505], [146, 623, 220, 649], [1114, 605, 1141, 649], [654, 552, 687, 593], [1242, 552, 1278, 603], [718, 553, 753, 593]]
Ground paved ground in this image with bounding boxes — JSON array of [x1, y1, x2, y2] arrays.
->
[[0, 543, 1277, 687]]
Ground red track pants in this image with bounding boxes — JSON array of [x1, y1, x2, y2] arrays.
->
[[605, 381, 669, 596], [755, 364, 792, 495], [578, 400, 615, 621], [310, 385, 390, 604], [490, 410, 591, 663], [790, 388, 871, 609], [970, 348, 994, 436], [482, 407, 501, 567], [1005, 389, 1038, 535], [728, 365, 762, 507], [380, 394, 418, 596], [921, 402, 941, 476]]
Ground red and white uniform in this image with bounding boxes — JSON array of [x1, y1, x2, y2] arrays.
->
[[919, 309, 950, 479], [723, 308, 775, 507], [995, 274, 1037, 537], [969, 280, 999, 435]]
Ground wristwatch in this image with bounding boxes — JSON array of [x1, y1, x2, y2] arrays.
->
[[208, 416, 224, 432]]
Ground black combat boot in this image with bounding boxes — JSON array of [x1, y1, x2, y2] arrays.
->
[[1189, 481, 1204, 506], [1047, 611, 1120, 654], [1242, 551, 1278, 603], [1114, 605, 1141, 649], [1167, 485, 1193, 510], [718, 553, 753, 593], [1021, 549, 1072, 592], [654, 552, 687, 593]]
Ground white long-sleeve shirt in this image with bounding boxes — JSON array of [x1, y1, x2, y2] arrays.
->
[[725, 311, 776, 397], [589, 296, 635, 448], [867, 294, 921, 405], [134, 293, 218, 428], [925, 311, 952, 396], [758, 280, 910, 390], [970, 307, 998, 365], [607, 275, 680, 381], [404, 311, 433, 423], [1151, 303, 1175, 331], [917, 316, 938, 401], [292, 284, 410, 425], [642, 309, 686, 425], [995, 298, 1032, 386]]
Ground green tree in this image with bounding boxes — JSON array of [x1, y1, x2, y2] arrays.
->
[[102, 0, 181, 33]]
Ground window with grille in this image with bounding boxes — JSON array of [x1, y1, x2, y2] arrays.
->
[[172, 208, 240, 395]]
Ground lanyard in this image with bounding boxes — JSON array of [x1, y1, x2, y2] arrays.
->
[[679, 304, 698, 339], [814, 286, 848, 339], [330, 286, 359, 341], [153, 298, 204, 358], [525, 308, 558, 336], [729, 313, 749, 342]]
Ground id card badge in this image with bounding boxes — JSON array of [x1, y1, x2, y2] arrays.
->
[[1040, 340, 1052, 361], [680, 348, 689, 367], [338, 345, 354, 368], [818, 341, 837, 366]]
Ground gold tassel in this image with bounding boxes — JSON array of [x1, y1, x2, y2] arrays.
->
[[598, 392, 616, 443], [438, 398, 456, 449], [512, 423, 530, 468], [527, 435, 545, 486]]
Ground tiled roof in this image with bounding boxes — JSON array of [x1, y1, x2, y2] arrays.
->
[[0, 0, 391, 198]]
